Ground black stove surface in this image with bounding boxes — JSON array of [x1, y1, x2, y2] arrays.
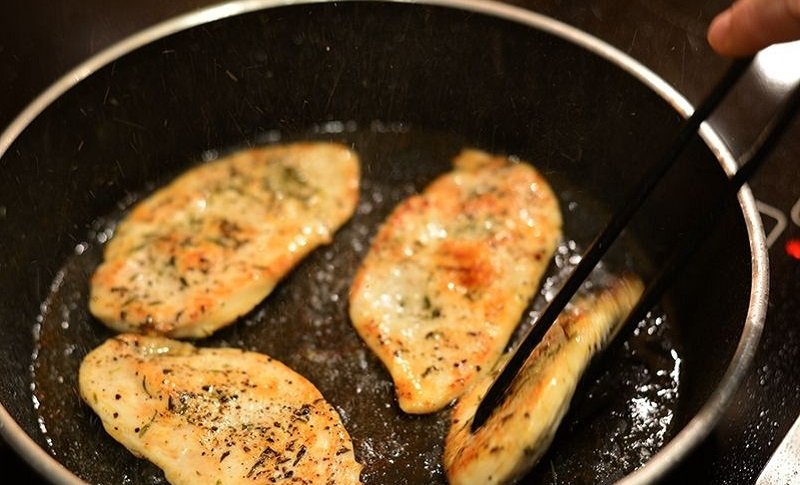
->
[[1, 0, 798, 483]]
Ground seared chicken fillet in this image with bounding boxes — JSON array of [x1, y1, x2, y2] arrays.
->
[[443, 276, 644, 485], [79, 334, 363, 484], [90, 142, 359, 338], [349, 149, 562, 414]]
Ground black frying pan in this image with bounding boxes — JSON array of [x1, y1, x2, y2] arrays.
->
[[0, 1, 767, 484]]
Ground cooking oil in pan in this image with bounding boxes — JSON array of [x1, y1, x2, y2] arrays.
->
[[29, 123, 681, 485]]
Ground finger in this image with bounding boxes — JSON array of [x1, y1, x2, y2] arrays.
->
[[707, 0, 800, 56]]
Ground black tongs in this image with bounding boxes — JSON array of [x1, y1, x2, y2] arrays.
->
[[472, 56, 800, 432]]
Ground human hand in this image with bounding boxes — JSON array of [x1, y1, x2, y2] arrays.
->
[[707, 0, 800, 56]]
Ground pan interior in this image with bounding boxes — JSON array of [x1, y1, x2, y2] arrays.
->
[[30, 125, 685, 484], [0, 2, 752, 484]]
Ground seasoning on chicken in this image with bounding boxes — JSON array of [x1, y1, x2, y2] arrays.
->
[[89, 142, 360, 338], [349, 149, 562, 414], [443, 276, 644, 485], [78, 334, 363, 484]]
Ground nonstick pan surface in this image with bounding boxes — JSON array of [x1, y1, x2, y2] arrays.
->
[[0, 1, 767, 484]]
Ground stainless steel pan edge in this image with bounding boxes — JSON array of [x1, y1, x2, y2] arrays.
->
[[0, 0, 769, 483]]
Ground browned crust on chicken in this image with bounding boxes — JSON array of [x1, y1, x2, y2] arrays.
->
[[349, 149, 562, 414], [89, 142, 359, 338]]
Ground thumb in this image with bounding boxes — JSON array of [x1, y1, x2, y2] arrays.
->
[[707, 0, 800, 56]]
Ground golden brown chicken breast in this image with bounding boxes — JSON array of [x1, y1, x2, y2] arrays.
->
[[79, 334, 363, 484], [89, 142, 359, 338], [444, 276, 644, 485], [349, 149, 562, 414]]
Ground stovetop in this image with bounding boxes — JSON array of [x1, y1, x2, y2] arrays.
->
[[2, 0, 798, 483]]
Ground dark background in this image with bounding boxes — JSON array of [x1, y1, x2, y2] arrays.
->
[[1, 0, 798, 483]]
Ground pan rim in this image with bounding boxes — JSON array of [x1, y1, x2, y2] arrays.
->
[[0, 1, 769, 484]]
